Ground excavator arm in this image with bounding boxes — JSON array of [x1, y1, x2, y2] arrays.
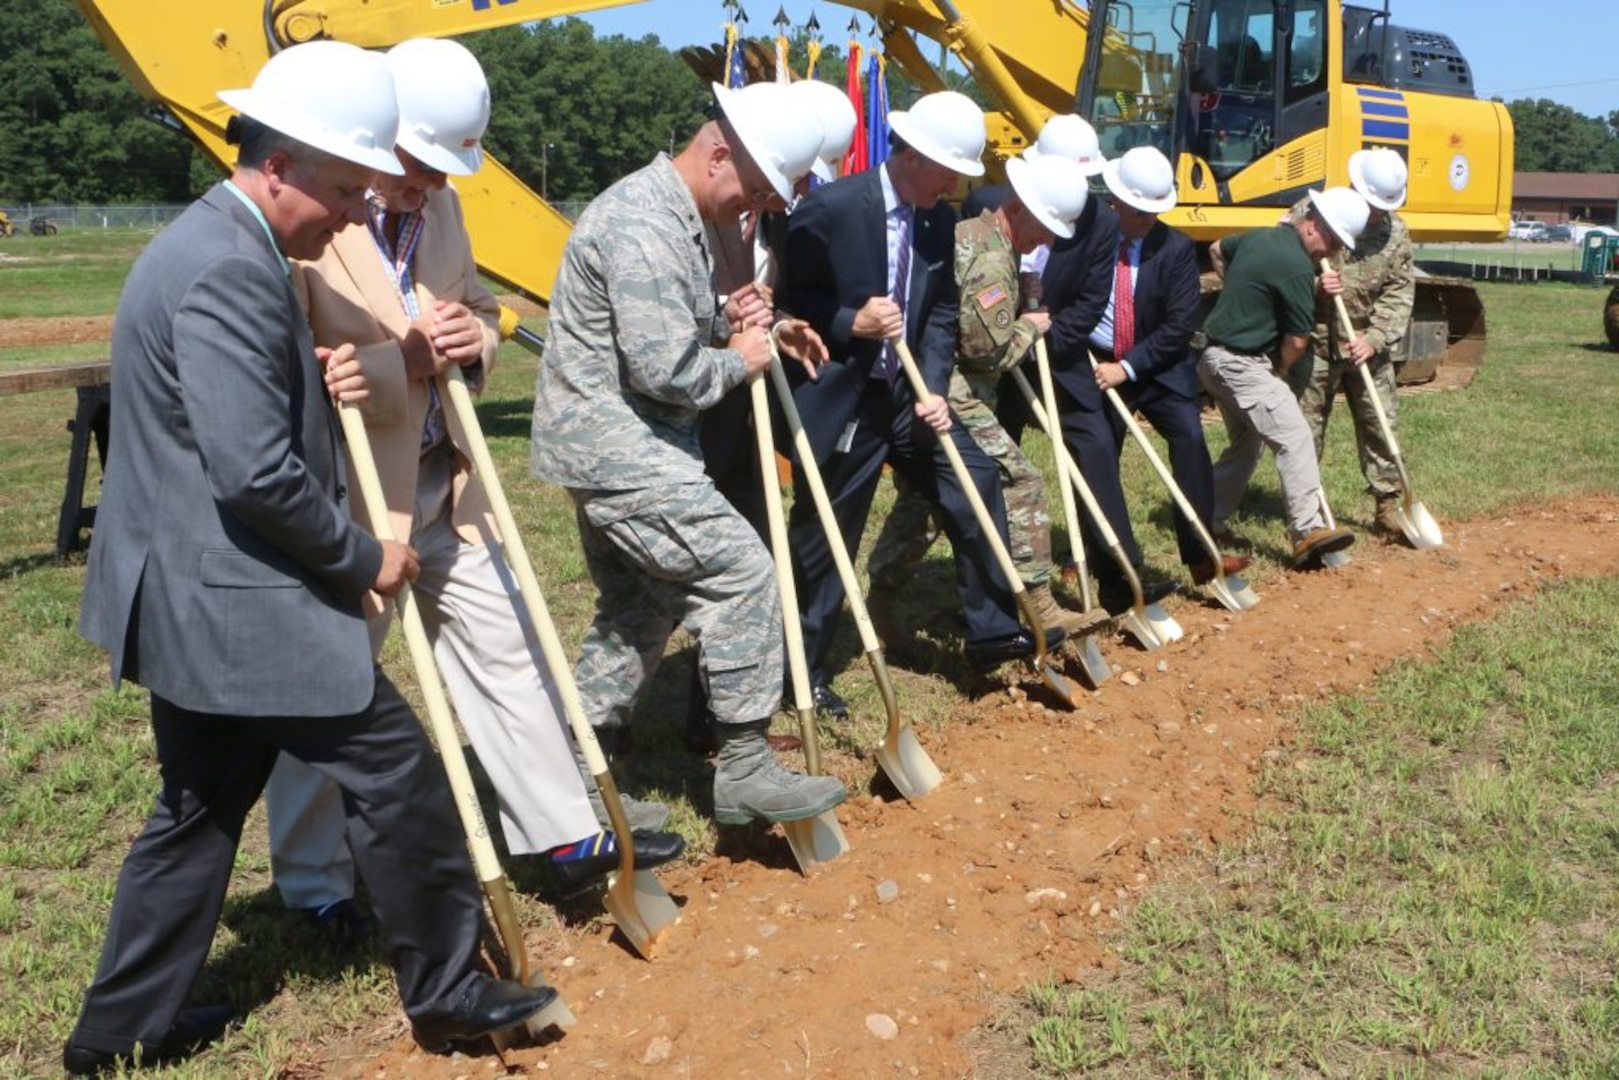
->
[[75, 0, 644, 303]]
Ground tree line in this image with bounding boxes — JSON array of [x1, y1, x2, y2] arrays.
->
[[3, 0, 1614, 206]]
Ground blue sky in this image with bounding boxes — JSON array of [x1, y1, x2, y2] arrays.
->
[[574, 1, 1619, 119]]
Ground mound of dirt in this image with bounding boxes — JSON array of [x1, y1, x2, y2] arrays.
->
[[319, 497, 1619, 1079]]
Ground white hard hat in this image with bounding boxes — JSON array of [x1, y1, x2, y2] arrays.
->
[[1025, 113, 1106, 177], [711, 82, 824, 202], [887, 91, 986, 177], [219, 41, 403, 176], [790, 79, 858, 182], [1005, 153, 1090, 239], [386, 38, 490, 176], [1102, 146, 1177, 214], [1347, 147, 1407, 211], [1306, 186, 1371, 250]]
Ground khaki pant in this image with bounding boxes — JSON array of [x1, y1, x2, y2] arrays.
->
[[1200, 344, 1328, 542], [266, 446, 597, 908]]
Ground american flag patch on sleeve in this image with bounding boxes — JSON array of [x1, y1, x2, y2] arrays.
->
[[975, 283, 1008, 309]]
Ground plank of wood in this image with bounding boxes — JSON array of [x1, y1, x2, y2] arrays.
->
[[0, 361, 112, 397]]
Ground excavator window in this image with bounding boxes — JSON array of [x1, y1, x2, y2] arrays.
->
[[1085, 0, 1185, 160]]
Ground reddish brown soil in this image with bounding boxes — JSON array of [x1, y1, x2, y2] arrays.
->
[[321, 497, 1619, 1079]]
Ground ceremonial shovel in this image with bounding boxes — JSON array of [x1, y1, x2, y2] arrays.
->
[[892, 338, 1082, 709], [1031, 337, 1112, 687], [767, 341, 942, 799], [337, 401, 578, 1034], [748, 370, 853, 868], [440, 367, 680, 959], [1321, 261, 1444, 550], [1009, 369, 1182, 650], [1087, 351, 1260, 611]]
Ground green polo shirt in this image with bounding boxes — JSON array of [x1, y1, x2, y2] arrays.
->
[[1203, 225, 1316, 355]]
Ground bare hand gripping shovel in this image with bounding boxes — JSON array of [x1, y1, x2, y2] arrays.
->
[[748, 371, 852, 868], [337, 401, 577, 1037], [1322, 262, 1444, 550], [1031, 337, 1111, 688], [440, 367, 679, 959], [892, 338, 1082, 709], [1008, 368, 1181, 650], [767, 342, 942, 799], [1086, 351, 1260, 611]]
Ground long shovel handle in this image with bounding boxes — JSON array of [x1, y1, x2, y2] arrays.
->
[[766, 348, 899, 731], [439, 368, 652, 945], [1033, 338, 1094, 611], [892, 341, 1045, 644], [770, 344, 938, 793], [337, 401, 528, 981], [749, 373, 821, 776], [1087, 351, 1226, 566], [1321, 262, 1417, 501]]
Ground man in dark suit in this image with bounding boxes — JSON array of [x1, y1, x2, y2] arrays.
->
[[66, 42, 554, 1076], [1038, 147, 1241, 611], [779, 91, 1057, 716], [1060, 146, 1250, 595]]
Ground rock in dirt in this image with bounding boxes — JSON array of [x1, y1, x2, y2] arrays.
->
[[866, 1013, 900, 1041], [643, 1036, 673, 1064]]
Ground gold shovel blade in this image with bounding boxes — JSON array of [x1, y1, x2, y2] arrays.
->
[[781, 810, 851, 871], [1400, 502, 1445, 550], [603, 869, 682, 960], [1119, 608, 1166, 650], [875, 724, 943, 800], [1223, 572, 1263, 610]]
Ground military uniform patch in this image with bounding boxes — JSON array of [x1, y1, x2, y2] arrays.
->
[[994, 309, 1012, 327], [975, 282, 1008, 309]]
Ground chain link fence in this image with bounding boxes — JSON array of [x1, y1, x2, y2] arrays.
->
[[1, 205, 189, 232]]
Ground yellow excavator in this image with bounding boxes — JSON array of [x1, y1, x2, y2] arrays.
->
[[76, 0, 1509, 382]]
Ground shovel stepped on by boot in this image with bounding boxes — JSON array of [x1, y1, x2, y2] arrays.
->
[[1322, 259, 1444, 550], [740, 369, 850, 869], [440, 367, 680, 960]]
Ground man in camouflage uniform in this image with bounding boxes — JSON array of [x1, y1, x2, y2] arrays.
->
[[530, 81, 845, 828], [867, 151, 1102, 640], [1290, 147, 1415, 535]]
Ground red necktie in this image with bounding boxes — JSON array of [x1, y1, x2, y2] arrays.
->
[[1113, 238, 1135, 359]]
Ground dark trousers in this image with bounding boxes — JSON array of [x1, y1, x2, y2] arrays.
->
[[789, 378, 1020, 683], [999, 372, 1213, 590], [699, 382, 769, 542], [69, 671, 485, 1056]]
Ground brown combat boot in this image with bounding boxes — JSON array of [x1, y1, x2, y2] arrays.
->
[[1026, 582, 1110, 636], [1373, 494, 1404, 536]]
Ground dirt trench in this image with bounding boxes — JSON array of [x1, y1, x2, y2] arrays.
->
[[323, 498, 1619, 1079]]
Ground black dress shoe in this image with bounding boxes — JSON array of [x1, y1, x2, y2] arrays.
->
[[964, 625, 1068, 668], [64, 1004, 235, 1076], [1099, 579, 1180, 616], [810, 682, 849, 720], [413, 977, 558, 1053], [543, 829, 686, 895]]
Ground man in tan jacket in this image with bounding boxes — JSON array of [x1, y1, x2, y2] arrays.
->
[[266, 40, 682, 930]]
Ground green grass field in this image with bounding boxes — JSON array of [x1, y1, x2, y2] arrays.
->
[[2, 236, 1617, 1076]]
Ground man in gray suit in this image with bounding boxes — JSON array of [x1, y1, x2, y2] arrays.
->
[[65, 41, 555, 1076]]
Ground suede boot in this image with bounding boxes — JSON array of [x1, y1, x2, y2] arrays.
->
[[571, 735, 671, 832], [713, 719, 847, 826]]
